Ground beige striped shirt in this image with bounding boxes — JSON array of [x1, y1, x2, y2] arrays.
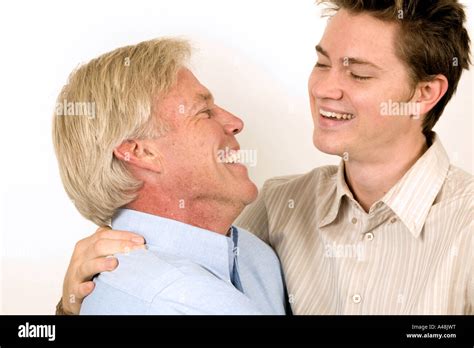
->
[[236, 134, 473, 314]]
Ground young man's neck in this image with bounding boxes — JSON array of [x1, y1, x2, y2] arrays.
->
[[344, 133, 429, 213], [125, 187, 243, 236]]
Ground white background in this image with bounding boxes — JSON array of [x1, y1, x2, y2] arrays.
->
[[0, 0, 472, 314]]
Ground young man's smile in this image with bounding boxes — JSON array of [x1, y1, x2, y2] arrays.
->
[[309, 9, 423, 161]]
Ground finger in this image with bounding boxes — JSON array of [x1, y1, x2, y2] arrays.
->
[[93, 228, 145, 244], [86, 238, 146, 261], [76, 256, 119, 281], [71, 227, 111, 255], [77, 281, 95, 299]]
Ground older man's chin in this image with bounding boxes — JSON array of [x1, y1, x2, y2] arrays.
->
[[239, 180, 259, 207]]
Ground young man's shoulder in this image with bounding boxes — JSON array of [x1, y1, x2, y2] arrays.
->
[[432, 164, 473, 227], [434, 164, 473, 208], [262, 165, 338, 193], [444, 165, 473, 196]]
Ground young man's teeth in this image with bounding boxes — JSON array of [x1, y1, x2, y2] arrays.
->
[[320, 109, 354, 120]]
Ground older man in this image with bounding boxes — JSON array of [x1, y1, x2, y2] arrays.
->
[[57, 0, 472, 315], [52, 39, 286, 315]]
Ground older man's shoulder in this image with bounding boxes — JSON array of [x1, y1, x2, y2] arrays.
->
[[237, 228, 279, 262], [80, 248, 263, 315], [94, 249, 212, 302]]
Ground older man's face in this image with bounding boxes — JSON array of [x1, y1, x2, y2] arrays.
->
[[151, 68, 258, 209], [308, 9, 421, 161]]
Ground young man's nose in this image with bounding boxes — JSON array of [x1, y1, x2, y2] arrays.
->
[[311, 69, 344, 101]]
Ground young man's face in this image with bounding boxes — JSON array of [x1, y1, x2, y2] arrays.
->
[[309, 9, 424, 161]]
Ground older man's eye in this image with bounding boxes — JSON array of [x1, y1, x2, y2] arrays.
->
[[200, 110, 212, 118]]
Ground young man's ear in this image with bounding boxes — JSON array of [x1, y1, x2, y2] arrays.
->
[[414, 74, 449, 117], [113, 140, 163, 173]]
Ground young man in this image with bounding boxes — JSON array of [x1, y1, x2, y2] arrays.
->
[[57, 0, 472, 315]]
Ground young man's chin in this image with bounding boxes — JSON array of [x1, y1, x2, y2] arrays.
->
[[313, 133, 346, 158]]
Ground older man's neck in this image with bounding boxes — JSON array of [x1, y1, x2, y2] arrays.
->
[[344, 133, 428, 213], [125, 193, 243, 236]]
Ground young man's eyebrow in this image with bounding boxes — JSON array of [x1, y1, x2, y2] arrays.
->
[[344, 57, 383, 71], [316, 44, 383, 71], [316, 44, 330, 58]]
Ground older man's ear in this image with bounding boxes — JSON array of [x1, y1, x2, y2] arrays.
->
[[113, 140, 163, 174]]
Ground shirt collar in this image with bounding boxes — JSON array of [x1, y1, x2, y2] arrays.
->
[[318, 133, 450, 238], [111, 209, 238, 283], [381, 133, 449, 238], [318, 160, 352, 228]]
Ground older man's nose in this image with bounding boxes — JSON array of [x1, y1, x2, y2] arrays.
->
[[222, 110, 244, 135]]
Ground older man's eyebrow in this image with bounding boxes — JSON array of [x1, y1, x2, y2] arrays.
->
[[195, 92, 214, 104], [190, 92, 214, 114], [316, 44, 383, 71]]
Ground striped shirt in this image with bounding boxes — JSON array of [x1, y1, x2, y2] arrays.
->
[[236, 133, 473, 314]]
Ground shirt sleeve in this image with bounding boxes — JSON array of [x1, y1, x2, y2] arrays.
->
[[235, 181, 271, 245], [148, 275, 264, 315], [80, 272, 266, 315], [467, 271, 473, 315], [466, 224, 473, 315], [55, 298, 69, 315], [80, 278, 152, 315]]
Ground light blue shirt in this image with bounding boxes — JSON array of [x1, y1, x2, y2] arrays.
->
[[80, 209, 286, 315]]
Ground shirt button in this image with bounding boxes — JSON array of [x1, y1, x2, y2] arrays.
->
[[351, 217, 358, 224], [352, 294, 362, 304], [365, 232, 374, 241], [390, 217, 397, 224]]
